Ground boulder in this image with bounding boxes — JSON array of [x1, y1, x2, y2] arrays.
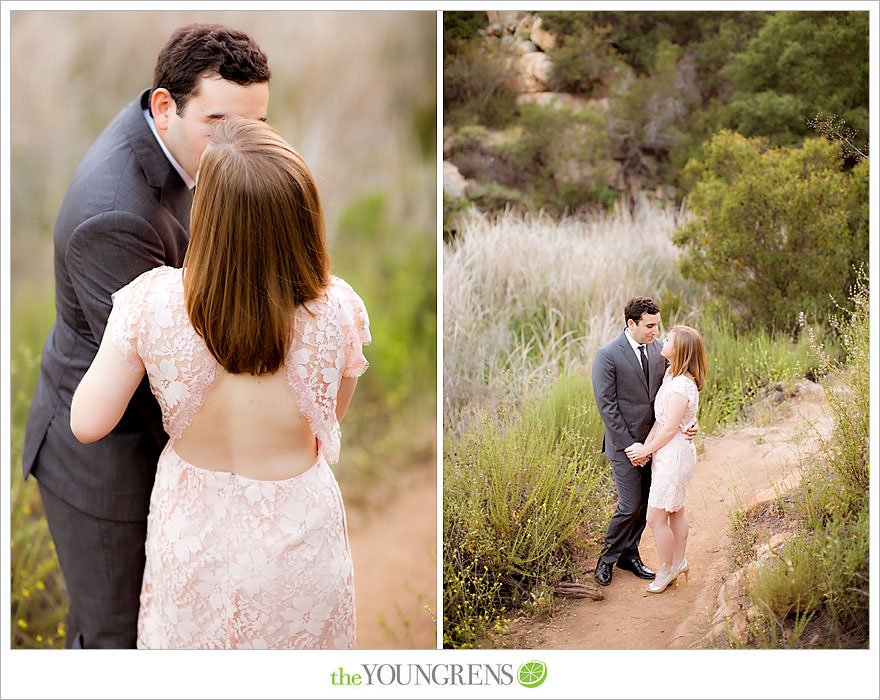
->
[[530, 16, 558, 51], [514, 14, 535, 41], [513, 39, 538, 56], [513, 51, 553, 92], [443, 160, 469, 199], [496, 10, 525, 31], [752, 471, 802, 509]]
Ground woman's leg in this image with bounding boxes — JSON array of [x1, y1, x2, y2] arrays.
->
[[646, 506, 674, 568], [668, 507, 689, 565]]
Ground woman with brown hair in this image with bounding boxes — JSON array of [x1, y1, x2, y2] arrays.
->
[[625, 325, 707, 594], [70, 117, 369, 648]]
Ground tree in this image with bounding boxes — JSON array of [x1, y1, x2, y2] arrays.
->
[[723, 11, 869, 147], [674, 131, 868, 334]]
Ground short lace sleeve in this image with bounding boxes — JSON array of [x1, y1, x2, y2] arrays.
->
[[329, 277, 371, 378], [105, 274, 148, 371], [668, 374, 692, 398], [668, 374, 698, 427]]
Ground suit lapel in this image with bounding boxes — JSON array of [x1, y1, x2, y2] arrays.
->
[[127, 90, 193, 232], [618, 332, 649, 394]]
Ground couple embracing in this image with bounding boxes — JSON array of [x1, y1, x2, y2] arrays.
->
[[23, 24, 369, 649], [592, 297, 707, 595]]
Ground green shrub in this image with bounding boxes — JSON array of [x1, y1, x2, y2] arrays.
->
[[696, 311, 825, 434], [333, 193, 437, 505], [548, 25, 621, 96], [674, 132, 868, 335], [443, 372, 613, 648], [10, 287, 68, 648], [444, 38, 517, 128], [743, 273, 869, 647], [723, 11, 869, 147], [497, 103, 615, 214]]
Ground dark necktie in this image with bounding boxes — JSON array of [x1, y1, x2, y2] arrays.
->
[[639, 344, 649, 385]]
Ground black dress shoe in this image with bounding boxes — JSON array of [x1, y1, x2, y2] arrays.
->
[[594, 560, 613, 586], [617, 556, 655, 579]]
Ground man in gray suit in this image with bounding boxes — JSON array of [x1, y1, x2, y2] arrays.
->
[[22, 24, 271, 648], [591, 297, 668, 586]]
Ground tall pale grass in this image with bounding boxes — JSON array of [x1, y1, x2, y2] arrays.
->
[[443, 202, 702, 431]]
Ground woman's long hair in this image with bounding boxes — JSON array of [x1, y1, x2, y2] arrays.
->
[[668, 325, 708, 391], [183, 117, 329, 375]]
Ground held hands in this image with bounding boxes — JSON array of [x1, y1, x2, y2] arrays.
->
[[625, 443, 651, 465], [684, 419, 699, 442]]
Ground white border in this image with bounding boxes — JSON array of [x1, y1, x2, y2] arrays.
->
[[2, 2, 879, 700]]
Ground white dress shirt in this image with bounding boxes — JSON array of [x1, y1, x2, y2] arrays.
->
[[624, 328, 648, 370]]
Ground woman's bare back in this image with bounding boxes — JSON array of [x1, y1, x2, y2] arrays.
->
[[174, 368, 318, 480]]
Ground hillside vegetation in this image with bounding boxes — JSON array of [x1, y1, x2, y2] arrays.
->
[[444, 10, 868, 225]]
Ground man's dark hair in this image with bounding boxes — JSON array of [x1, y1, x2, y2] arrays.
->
[[625, 296, 660, 324], [152, 24, 271, 115]]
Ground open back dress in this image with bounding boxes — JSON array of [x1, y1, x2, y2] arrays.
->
[[105, 266, 370, 649]]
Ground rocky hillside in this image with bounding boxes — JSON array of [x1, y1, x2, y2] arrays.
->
[[443, 10, 869, 231]]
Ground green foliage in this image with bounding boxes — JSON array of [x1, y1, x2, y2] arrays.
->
[[697, 311, 822, 434], [607, 40, 697, 177], [443, 372, 612, 648], [542, 11, 770, 79], [674, 132, 868, 334], [497, 103, 615, 214], [744, 275, 869, 647], [10, 287, 68, 649], [547, 24, 621, 96], [443, 11, 868, 219], [333, 193, 437, 503], [724, 11, 869, 147], [444, 10, 487, 42], [444, 38, 518, 128]]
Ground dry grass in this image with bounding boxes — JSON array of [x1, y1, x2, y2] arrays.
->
[[443, 202, 703, 431]]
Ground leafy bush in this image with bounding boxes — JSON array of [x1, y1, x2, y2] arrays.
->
[[723, 11, 869, 147], [333, 193, 437, 504], [674, 132, 868, 334], [444, 10, 487, 42], [745, 273, 869, 647], [696, 311, 824, 434], [444, 38, 518, 128], [547, 25, 621, 96], [443, 372, 612, 648], [498, 103, 615, 214]]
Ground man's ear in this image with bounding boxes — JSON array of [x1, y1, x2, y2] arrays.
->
[[150, 88, 176, 131]]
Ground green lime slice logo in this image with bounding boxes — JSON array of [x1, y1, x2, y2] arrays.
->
[[517, 660, 547, 688]]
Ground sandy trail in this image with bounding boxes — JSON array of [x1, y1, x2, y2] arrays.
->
[[347, 462, 438, 649], [510, 383, 833, 649]]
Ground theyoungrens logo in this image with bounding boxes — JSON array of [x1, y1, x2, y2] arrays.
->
[[330, 661, 547, 688]]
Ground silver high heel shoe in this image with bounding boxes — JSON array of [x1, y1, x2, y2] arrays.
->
[[645, 564, 677, 594], [675, 558, 689, 583]]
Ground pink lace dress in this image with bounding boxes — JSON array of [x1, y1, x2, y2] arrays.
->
[[104, 266, 370, 649], [647, 371, 699, 513]]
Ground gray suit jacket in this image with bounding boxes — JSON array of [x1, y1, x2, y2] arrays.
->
[[23, 89, 192, 521], [592, 331, 667, 458]]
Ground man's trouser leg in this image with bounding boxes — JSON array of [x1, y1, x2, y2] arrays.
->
[[37, 479, 147, 648]]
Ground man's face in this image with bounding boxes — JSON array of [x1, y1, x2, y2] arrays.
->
[[628, 312, 661, 345], [153, 75, 270, 180]]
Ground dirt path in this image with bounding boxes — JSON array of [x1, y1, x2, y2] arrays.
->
[[509, 381, 833, 649], [347, 462, 437, 649]]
